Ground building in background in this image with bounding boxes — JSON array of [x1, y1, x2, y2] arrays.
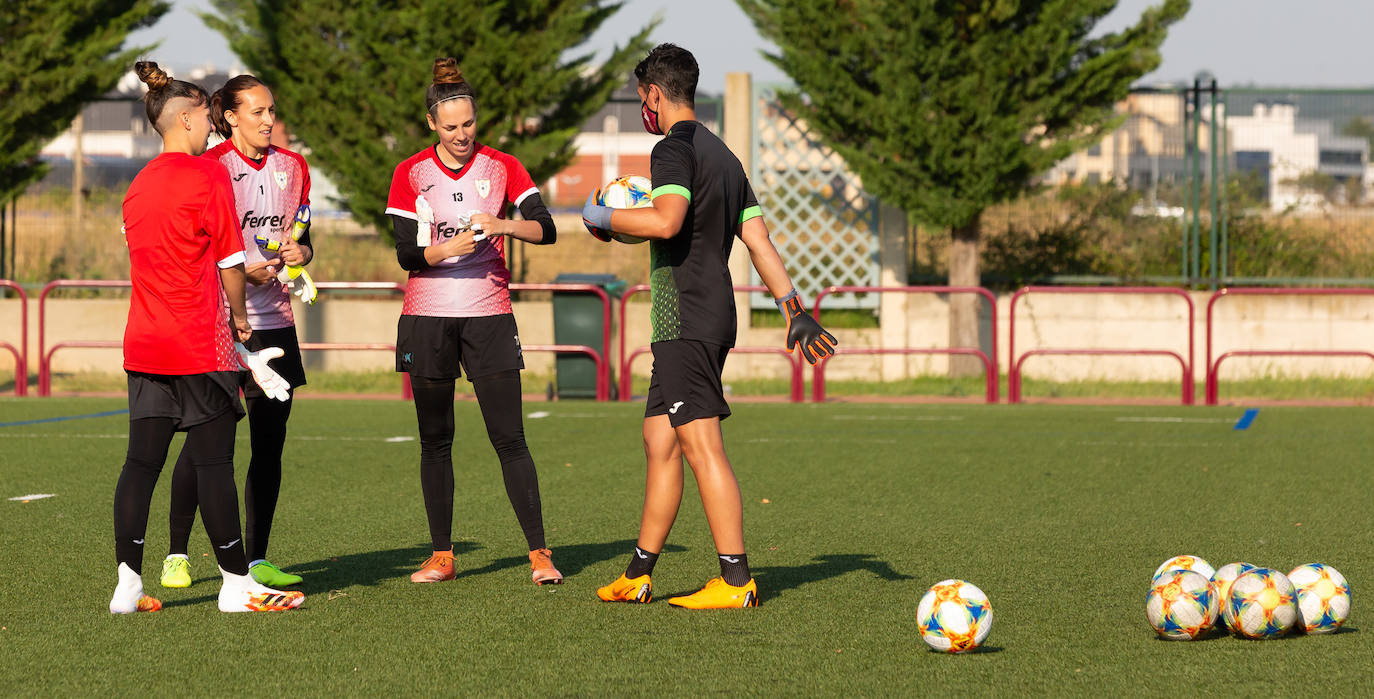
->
[[1047, 88, 1374, 213]]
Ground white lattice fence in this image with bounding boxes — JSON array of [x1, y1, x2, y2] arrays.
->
[[749, 84, 880, 310]]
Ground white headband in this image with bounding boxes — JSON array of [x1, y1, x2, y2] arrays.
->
[[432, 94, 474, 109]]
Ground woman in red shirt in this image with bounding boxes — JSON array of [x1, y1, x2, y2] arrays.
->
[[111, 61, 302, 614], [160, 74, 315, 590]]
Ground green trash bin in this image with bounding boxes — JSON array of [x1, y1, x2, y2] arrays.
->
[[551, 273, 625, 399]]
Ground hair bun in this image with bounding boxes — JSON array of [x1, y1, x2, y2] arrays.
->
[[432, 57, 463, 85], [135, 61, 171, 91]]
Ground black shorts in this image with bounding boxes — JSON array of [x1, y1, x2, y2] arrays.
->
[[396, 313, 525, 381], [239, 326, 307, 399], [645, 339, 731, 427], [127, 371, 245, 429]]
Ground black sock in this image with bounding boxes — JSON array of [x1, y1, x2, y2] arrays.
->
[[166, 445, 197, 556], [625, 546, 659, 579], [412, 376, 456, 552], [186, 412, 249, 576], [244, 394, 291, 561], [719, 553, 751, 586], [114, 418, 176, 575], [473, 371, 547, 551]]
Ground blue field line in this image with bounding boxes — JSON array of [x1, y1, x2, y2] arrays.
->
[[0, 409, 129, 428], [1233, 409, 1260, 431]]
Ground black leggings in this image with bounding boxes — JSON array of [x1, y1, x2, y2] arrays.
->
[[114, 412, 248, 575], [167, 394, 292, 562], [411, 370, 546, 552]]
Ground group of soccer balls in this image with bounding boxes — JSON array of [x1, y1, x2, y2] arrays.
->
[[1146, 555, 1352, 640]]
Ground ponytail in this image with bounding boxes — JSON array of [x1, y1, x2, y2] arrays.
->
[[134, 61, 209, 133]]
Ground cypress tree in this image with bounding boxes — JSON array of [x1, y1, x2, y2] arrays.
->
[[205, 0, 655, 239], [0, 0, 169, 203], [737, 0, 1188, 372]]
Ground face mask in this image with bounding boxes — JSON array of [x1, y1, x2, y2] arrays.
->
[[640, 100, 663, 135]]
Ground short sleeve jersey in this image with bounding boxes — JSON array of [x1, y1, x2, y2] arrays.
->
[[122, 153, 245, 374], [204, 140, 310, 330], [648, 120, 763, 347], [385, 144, 538, 318]]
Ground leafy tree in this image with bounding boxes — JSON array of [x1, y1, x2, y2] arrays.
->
[[738, 0, 1187, 373], [205, 0, 654, 239], [0, 0, 169, 203]]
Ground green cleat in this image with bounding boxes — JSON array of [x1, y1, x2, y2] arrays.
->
[[161, 555, 192, 588], [250, 561, 303, 587]]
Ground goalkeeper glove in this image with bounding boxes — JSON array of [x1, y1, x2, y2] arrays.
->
[[581, 189, 613, 242], [277, 205, 318, 305], [235, 343, 291, 402], [415, 195, 434, 247], [778, 289, 837, 365]]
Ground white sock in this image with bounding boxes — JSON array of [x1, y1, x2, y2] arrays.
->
[[249, 559, 267, 569], [109, 563, 145, 614], [167, 553, 189, 561]]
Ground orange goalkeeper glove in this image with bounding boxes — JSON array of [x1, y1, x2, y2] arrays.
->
[[778, 289, 837, 365]]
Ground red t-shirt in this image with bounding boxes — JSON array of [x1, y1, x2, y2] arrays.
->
[[122, 152, 246, 374], [384, 144, 538, 317]]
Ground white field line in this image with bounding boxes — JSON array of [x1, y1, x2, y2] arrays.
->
[[8, 494, 56, 501], [1114, 417, 1236, 424], [831, 415, 965, 421]]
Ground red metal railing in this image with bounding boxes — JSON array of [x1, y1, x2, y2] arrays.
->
[[38, 280, 421, 398], [1009, 286, 1195, 404], [1, 281, 27, 396], [39, 280, 130, 396], [511, 282, 612, 401], [619, 284, 804, 402], [1205, 287, 1374, 405], [811, 286, 998, 403]]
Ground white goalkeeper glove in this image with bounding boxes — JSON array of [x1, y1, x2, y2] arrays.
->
[[277, 265, 318, 305], [416, 195, 434, 247], [235, 342, 291, 402]]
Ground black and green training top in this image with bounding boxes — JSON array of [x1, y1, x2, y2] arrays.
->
[[648, 120, 763, 347]]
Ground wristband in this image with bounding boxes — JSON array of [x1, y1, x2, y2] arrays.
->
[[583, 203, 613, 232], [776, 288, 799, 318]]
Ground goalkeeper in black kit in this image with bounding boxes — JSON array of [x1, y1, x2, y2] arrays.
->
[[582, 43, 837, 608]]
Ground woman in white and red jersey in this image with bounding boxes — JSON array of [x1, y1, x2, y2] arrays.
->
[[160, 75, 315, 590], [111, 61, 302, 614], [385, 58, 562, 585]]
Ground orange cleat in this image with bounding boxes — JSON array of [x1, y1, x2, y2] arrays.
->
[[135, 595, 162, 612], [596, 573, 652, 603], [411, 551, 456, 583], [667, 577, 758, 609], [529, 548, 563, 585]]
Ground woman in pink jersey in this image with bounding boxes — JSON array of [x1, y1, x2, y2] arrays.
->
[[385, 58, 562, 585], [112, 61, 302, 614], [160, 75, 315, 590]]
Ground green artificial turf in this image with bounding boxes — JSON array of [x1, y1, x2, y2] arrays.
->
[[1, 397, 1369, 695]]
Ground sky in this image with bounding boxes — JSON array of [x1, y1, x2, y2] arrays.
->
[[128, 0, 1374, 92]]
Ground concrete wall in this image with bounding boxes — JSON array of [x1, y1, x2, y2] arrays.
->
[[5, 290, 1372, 385]]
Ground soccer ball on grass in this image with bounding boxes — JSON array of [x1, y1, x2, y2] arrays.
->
[[916, 579, 993, 653]]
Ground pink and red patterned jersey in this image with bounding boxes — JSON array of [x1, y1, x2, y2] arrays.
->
[[204, 140, 311, 330], [122, 153, 244, 374], [385, 144, 539, 317]]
